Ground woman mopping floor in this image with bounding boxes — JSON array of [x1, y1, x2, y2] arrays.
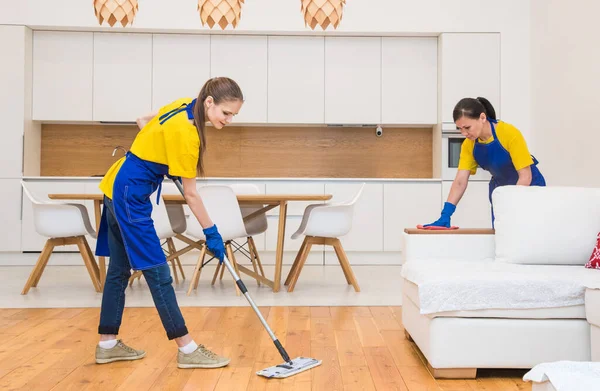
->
[[94, 77, 243, 368]]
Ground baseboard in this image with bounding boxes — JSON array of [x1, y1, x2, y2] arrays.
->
[[0, 248, 403, 266]]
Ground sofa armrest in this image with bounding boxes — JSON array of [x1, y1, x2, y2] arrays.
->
[[402, 228, 495, 264], [586, 289, 600, 361]]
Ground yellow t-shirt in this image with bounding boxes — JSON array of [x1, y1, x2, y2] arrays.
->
[[458, 121, 534, 175], [99, 98, 200, 199]]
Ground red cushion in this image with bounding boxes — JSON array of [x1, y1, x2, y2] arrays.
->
[[586, 233, 600, 269]]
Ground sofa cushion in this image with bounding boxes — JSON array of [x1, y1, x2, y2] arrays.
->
[[404, 280, 586, 319], [492, 186, 600, 265], [400, 259, 600, 315]]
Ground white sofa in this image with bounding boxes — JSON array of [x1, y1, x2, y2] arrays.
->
[[400, 185, 600, 379]]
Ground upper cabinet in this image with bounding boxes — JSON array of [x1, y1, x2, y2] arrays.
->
[[33, 31, 94, 121], [29, 32, 502, 126], [210, 35, 268, 124], [325, 37, 381, 124], [267, 36, 325, 124], [152, 34, 211, 111], [381, 37, 438, 125], [439, 33, 500, 123], [93, 33, 152, 122]]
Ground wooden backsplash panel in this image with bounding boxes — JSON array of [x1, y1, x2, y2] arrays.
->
[[41, 124, 433, 178]]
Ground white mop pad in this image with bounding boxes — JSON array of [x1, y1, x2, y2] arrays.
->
[[256, 357, 322, 378]]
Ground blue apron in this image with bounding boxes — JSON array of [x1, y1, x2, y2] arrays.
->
[[95, 99, 195, 270], [473, 119, 546, 225]]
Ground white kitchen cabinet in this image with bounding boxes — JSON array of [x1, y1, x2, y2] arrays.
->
[[383, 182, 442, 251], [93, 33, 152, 122], [324, 182, 383, 252], [439, 33, 500, 123], [0, 179, 22, 251], [0, 26, 28, 179], [267, 36, 325, 124], [33, 31, 93, 121], [442, 180, 492, 229], [210, 35, 268, 124], [381, 37, 437, 125], [324, 37, 381, 124], [21, 180, 87, 252], [152, 34, 211, 111]]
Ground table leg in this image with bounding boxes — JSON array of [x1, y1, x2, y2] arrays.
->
[[273, 201, 288, 292], [94, 200, 106, 290]]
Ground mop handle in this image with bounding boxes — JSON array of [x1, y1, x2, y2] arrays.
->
[[171, 178, 292, 364]]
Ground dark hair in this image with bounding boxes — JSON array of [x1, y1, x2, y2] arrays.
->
[[193, 77, 243, 176], [452, 97, 497, 122]]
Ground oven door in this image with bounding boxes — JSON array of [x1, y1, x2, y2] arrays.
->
[[442, 133, 491, 181]]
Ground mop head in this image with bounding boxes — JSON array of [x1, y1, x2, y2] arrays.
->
[[256, 357, 322, 378]]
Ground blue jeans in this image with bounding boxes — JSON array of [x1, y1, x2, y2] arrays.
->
[[98, 196, 188, 340]]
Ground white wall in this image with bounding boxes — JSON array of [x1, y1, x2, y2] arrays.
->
[[0, 0, 532, 141], [530, 0, 600, 187]]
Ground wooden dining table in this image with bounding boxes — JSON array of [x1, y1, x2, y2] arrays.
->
[[48, 193, 332, 292]]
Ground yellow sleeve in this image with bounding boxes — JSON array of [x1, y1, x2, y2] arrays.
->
[[457, 139, 478, 175], [163, 126, 200, 178], [497, 122, 534, 171]]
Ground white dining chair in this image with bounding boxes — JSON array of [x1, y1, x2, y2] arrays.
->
[[284, 183, 365, 292], [228, 184, 267, 285], [21, 181, 102, 294], [185, 185, 261, 296]]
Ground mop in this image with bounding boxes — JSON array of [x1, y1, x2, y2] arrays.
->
[[172, 179, 322, 378]]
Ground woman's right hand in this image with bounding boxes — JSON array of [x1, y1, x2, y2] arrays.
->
[[423, 202, 456, 228], [203, 224, 225, 263]]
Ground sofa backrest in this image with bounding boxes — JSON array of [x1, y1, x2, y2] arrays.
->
[[492, 185, 600, 265]]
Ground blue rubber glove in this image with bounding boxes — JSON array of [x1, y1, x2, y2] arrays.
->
[[203, 224, 225, 264], [424, 202, 456, 228]]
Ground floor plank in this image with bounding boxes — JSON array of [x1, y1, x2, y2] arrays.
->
[[369, 306, 403, 331], [0, 307, 527, 390]]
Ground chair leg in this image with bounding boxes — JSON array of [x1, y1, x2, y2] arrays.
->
[[285, 236, 308, 286], [31, 240, 56, 288], [247, 237, 261, 286], [248, 236, 266, 279], [193, 247, 206, 290], [128, 271, 143, 287], [187, 244, 207, 296], [287, 237, 313, 292], [76, 237, 102, 293], [332, 242, 352, 284], [211, 263, 221, 285], [167, 238, 185, 280], [219, 260, 226, 280], [22, 239, 55, 295], [332, 239, 360, 292], [225, 243, 241, 296]]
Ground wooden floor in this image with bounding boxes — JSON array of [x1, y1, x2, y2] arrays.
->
[[0, 307, 529, 390]]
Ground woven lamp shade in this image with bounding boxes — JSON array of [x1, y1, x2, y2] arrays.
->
[[198, 0, 245, 30], [301, 0, 346, 30], [93, 0, 139, 27]]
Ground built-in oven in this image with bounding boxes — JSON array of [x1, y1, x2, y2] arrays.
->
[[441, 125, 491, 181]]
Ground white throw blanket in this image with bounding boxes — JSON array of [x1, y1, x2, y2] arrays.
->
[[523, 361, 600, 390], [401, 260, 600, 314]]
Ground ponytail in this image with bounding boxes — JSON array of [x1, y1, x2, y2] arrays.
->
[[192, 77, 243, 177], [453, 97, 497, 122], [476, 97, 496, 121]]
